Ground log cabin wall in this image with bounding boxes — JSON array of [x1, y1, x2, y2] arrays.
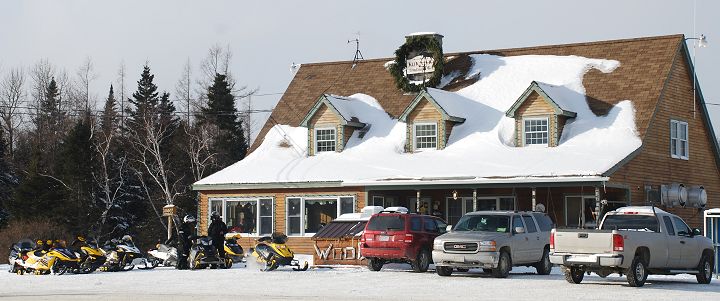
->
[[307, 104, 341, 156], [199, 187, 366, 255], [608, 46, 720, 228], [405, 98, 445, 151], [513, 92, 559, 147]]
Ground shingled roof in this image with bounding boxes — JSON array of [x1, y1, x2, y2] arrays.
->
[[252, 34, 684, 154]]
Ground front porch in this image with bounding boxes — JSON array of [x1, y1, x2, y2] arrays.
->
[[366, 182, 630, 228]]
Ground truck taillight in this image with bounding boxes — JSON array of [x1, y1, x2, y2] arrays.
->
[[404, 234, 414, 243], [550, 229, 555, 250], [612, 233, 624, 252]]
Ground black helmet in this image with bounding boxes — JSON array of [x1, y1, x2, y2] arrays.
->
[[211, 211, 220, 219]]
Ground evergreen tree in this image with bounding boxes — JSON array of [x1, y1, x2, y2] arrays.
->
[[0, 129, 15, 227], [101, 85, 118, 137], [33, 78, 66, 172], [55, 114, 96, 233], [201, 73, 247, 169], [126, 65, 159, 126]]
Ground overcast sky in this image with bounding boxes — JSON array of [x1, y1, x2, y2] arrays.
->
[[1, 0, 718, 140]]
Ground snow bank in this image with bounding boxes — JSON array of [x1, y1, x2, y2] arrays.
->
[[195, 54, 640, 186]]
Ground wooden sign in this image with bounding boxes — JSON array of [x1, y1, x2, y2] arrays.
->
[[162, 205, 176, 217]]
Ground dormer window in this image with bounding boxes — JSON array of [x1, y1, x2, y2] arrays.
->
[[523, 117, 549, 146], [315, 127, 336, 152], [399, 89, 466, 152], [299, 94, 368, 156], [414, 122, 438, 150], [506, 81, 577, 147]]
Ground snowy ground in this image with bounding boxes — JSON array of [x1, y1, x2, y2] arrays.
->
[[1, 259, 718, 301]]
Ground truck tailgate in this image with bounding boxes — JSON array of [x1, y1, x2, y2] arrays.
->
[[554, 229, 614, 254]]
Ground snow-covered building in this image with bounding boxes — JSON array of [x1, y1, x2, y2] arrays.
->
[[193, 34, 720, 257]]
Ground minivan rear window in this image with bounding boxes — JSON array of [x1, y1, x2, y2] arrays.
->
[[367, 215, 405, 231]]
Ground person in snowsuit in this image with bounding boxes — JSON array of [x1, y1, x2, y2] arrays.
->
[[207, 211, 227, 259], [167, 215, 197, 269]]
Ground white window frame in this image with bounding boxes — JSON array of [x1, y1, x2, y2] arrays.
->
[[286, 195, 356, 237], [208, 197, 274, 237], [523, 117, 549, 146], [314, 127, 336, 153], [413, 122, 438, 150], [670, 120, 689, 160]]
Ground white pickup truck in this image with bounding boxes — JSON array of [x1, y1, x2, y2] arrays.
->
[[550, 206, 714, 287]]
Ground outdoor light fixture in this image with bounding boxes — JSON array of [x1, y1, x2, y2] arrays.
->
[[452, 190, 458, 200], [687, 34, 708, 48]]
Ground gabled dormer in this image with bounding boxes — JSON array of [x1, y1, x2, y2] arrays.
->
[[505, 81, 577, 147], [399, 89, 466, 152], [300, 94, 367, 156]]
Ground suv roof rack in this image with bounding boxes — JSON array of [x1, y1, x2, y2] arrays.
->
[[379, 206, 409, 214]]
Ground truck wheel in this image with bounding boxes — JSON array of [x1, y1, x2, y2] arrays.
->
[[436, 266, 453, 276], [367, 258, 383, 271], [535, 248, 552, 275], [491, 251, 511, 278], [411, 249, 430, 273], [564, 266, 584, 284], [626, 255, 648, 287], [696, 253, 713, 284]]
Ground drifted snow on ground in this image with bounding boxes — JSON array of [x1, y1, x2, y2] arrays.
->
[[0, 262, 717, 300], [196, 54, 641, 186]]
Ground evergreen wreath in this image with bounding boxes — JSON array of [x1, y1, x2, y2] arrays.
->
[[389, 35, 444, 93]]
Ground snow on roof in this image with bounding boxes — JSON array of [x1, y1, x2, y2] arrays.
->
[[324, 94, 382, 124], [406, 32, 441, 37], [612, 206, 668, 214], [195, 54, 641, 187], [534, 82, 585, 115]]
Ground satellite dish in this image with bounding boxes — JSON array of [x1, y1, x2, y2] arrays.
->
[[290, 62, 300, 74], [534, 203, 546, 213]]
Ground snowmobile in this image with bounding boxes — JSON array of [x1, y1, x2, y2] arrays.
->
[[100, 235, 155, 271], [8, 239, 37, 273], [251, 232, 308, 271], [222, 234, 245, 269], [189, 236, 225, 270], [12, 239, 80, 275], [147, 243, 178, 267], [72, 236, 106, 273]]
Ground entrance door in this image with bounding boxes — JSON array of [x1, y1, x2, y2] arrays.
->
[[564, 196, 598, 228], [445, 197, 473, 226]]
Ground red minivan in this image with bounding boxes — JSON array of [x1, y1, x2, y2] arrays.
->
[[360, 208, 448, 272]]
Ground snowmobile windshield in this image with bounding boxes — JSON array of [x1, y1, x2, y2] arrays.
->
[[15, 239, 36, 251]]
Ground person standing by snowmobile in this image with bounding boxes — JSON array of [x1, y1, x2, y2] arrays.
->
[[207, 211, 227, 259], [167, 215, 197, 269]]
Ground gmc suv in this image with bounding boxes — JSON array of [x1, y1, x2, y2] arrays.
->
[[432, 211, 554, 278], [360, 207, 448, 272]]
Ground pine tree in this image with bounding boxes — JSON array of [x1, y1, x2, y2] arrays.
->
[[55, 114, 96, 233], [126, 65, 159, 125], [202, 73, 247, 169], [101, 85, 118, 137], [0, 129, 15, 227]]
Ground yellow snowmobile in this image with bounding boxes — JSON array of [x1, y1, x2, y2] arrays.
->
[[222, 234, 245, 269], [72, 236, 106, 273], [251, 232, 308, 271], [12, 240, 80, 275]]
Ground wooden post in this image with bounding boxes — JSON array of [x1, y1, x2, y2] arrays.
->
[[416, 190, 421, 212], [532, 188, 537, 211], [473, 189, 477, 212], [167, 216, 173, 241]]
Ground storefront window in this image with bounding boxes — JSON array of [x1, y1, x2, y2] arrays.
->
[[286, 196, 356, 236], [208, 197, 274, 236]]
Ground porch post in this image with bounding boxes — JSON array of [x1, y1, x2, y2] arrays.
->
[[416, 190, 421, 212], [532, 188, 537, 211], [594, 187, 601, 227], [473, 189, 477, 212]]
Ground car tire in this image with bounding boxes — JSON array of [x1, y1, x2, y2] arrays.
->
[[411, 249, 430, 273], [696, 253, 713, 284], [626, 255, 648, 287], [535, 248, 552, 275], [367, 258, 383, 272], [436, 266, 453, 276], [564, 266, 584, 284], [491, 251, 511, 278]]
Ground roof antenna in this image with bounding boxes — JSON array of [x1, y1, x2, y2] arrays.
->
[[348, 32, 364, 69]]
